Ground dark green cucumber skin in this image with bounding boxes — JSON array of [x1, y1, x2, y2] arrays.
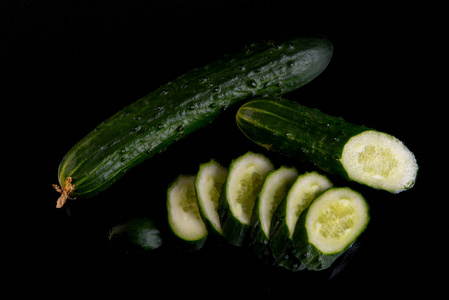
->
[[108, 217, 163, 253], [268, 198, 306, 271], [236, 98, 369, 180], [292, 188, 370, 271], [249, 197, 276, 264], [292, 204, 346, 271], [217, 185, 250, 247], [57, 36, 333, 198]]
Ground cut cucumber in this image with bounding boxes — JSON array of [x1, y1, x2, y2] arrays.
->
[[167, 175, 208, 250], [195, 159, 228, 235], [236, 98, 418, 193], [270, 171, 333, 271], [218, 152, 274, 246], [250, 166, 298, 262], [340, 130, 418, 193], [293, 187, 370, 270]]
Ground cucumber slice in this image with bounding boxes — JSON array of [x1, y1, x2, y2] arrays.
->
[[293, 187, 370, 270], [167, 175, 208, 250], [195, 160, 228, 235], [218, 152, 274, 246], [250, 166, 298, 262], [270, 171, 333, 271], [341, 130, 418, 193]]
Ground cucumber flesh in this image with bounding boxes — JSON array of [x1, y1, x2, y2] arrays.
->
[[167, 175, 208, 244], [219, 152, 274, 246], [269, 171, 332, 271], [227, 153, 274, 225], [305, 187, 369, 254], [293, 187, 370, 270], [195, 160, 228, 235], [259, 167, 298, 238], [341, 130, 418, 193], [286, 172, 333, 239], [250, 166, 298, 264]]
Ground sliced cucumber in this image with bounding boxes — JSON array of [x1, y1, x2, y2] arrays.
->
[[270, 171, 333, 271], [167, 175, 208, 250], [195, 159, 228, 235], [293, 187, 370, 270], [218, 152, 274, 246], [250, 166, 298, 262]]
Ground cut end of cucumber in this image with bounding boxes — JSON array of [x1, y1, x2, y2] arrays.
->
[[341, 130, 418, 193], [306, 188, 369, 254], [228, 152, 274, 225], [286, 172, 333, 239], [168, 175, 208, 241], [196, 160, 228, 235]]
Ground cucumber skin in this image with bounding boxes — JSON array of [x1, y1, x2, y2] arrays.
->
[[268, 198, 306, 271], [217, 192, 250, 247], [236, 98, 369, 181], [292, 204, 346, 271], [57, 36, 333, 199]]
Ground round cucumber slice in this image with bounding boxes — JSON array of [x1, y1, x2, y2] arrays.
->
[[305, 187, 370, 254]]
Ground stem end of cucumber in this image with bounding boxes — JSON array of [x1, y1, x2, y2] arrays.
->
[[52, 177, 76, 208]]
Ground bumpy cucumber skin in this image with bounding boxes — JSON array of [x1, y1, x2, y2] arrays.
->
[[236, 98, 369, 181], [57, 36, 333, 198]]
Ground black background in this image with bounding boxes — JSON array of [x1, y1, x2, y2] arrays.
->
[[3, 0, 441, 298]]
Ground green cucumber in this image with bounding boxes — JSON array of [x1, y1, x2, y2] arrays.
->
[[53, 36, 333, 208], [236, 98, 418, 194], [195, 159, 228, 235], [250, 166, 298, 263], [269, 171, 332, 271], [167, 175, 207, 251], [218, 152, 274, 246], [108, 217, 163, 253], [293, 187, 370, 270]]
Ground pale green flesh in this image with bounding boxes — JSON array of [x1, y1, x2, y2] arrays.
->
[[259, 167, 299, 238], [168, 175, 208, 241], [195, 161, 228, 234], [286, 172, 333, 239], [228, 153, 274, 225], [306, 188, 369, 254], [341, 130, 418, 193]]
